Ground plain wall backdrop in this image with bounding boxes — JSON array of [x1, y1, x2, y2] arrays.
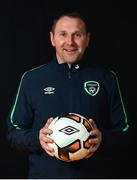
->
[[0, 0, 137, 178]]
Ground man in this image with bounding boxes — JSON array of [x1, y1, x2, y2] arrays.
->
[[7, 12, 129, 178]]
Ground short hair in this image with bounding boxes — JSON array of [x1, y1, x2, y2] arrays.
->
[[51, 12, 89, 34]]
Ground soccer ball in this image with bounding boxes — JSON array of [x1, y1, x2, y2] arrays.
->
[[47, 113, 94, 162]]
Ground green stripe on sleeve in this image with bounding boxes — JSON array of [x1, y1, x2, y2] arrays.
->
[[110, 70, 129, 132], [10, 73, 27, 129]]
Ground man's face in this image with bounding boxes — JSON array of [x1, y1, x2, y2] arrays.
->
[[50, 16, 90, 65]]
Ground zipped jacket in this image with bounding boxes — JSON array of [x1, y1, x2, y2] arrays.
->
[[7, 58, 129, 178]]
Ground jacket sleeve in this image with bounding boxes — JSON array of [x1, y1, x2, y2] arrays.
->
[[99, 70, 130, 154], [7, 72, 42, 153]]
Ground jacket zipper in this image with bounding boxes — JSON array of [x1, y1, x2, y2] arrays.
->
[[68, 70, 73, 112], [68, 71, 71, 79]]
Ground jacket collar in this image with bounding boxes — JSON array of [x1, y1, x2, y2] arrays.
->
[[51, 57, 89, 72]]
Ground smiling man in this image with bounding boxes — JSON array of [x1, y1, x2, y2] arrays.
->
[[50, 15, 90, 66], [7, 12, 129, 179]]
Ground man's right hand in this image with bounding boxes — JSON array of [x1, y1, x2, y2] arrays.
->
[[39, 117, 55, 157]]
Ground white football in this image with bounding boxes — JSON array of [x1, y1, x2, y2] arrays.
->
[[47, 113, 94, 162]]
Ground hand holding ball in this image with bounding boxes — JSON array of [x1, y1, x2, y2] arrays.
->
[[47, 113, 94, 162]]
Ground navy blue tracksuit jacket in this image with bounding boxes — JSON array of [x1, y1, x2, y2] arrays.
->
[[7, 58, 129, 178]]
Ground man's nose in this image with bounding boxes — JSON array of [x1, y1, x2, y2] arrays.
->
[[67, 35, 74, 45]]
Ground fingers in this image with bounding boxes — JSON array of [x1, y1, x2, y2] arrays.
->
[[40, 137, 55, 157], [39, 117, 55, 157], [88, 118, 102, 144], [85, 152, 94, 158], [89, 118, 97, 128], [44, 142, 55, 157], [86, 119, 102, 158], [44, 117, 54, 129], [86, 139, 101, 158]]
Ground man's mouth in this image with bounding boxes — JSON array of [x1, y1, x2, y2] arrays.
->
[[64, 48, 77, 53]]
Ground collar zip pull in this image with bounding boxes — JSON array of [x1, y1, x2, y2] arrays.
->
[[75, 64, 79, 69]]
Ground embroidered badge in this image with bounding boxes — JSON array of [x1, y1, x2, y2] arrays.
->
[[84, 81, 100, 96], [43, 87, 55, 94]]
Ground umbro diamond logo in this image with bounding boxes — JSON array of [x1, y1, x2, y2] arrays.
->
[[59, 126, 80, 135], [43, 87, 55, 94]]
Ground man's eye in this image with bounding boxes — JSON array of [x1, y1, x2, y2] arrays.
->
[[59, 33, 66, 37], [74, 33, 82, 37]]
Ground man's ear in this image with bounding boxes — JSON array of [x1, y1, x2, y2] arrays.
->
[[50, 32, 55, 47], [86, 32, 90, 47]]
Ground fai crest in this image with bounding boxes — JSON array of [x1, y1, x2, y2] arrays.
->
[[84, 81, 100, 96]]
